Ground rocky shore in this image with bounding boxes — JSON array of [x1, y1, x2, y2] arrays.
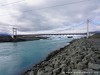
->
[[22, 34, 100, 75], [0, 35, 48, 42]]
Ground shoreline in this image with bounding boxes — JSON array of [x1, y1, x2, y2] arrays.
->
[[21, 39, 79, 75], [22, 34, 100, 75], [17, 39, 74, 75]]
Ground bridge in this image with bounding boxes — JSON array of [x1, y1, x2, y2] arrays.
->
[[0, 19, 100, 38]]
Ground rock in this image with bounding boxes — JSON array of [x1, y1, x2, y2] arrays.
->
[[61, 67, 68, 74], [85, 51, 94, 59], [53, 68, 61, 74], [76, 62, 86, 70], [95, 59, 100, 64], [82, 58, 88, 65], [54, 62, 61, 68], [44, 66, 53, 72], [57, 55, 62, 60], [60, 64, 66, 68], [88, 62, 100, 70], [37, 69, 44, 75]]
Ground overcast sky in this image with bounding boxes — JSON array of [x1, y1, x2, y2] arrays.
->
[[0, 0, 100, 34]]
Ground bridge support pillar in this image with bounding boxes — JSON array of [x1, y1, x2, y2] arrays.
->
[[12, 28, 17, 39], [87, 20, 89, 38]]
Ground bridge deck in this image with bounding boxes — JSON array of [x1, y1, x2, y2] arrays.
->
[[33, 33, 87, 35]]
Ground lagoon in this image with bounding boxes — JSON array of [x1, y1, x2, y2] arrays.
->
[[0, 37, 73, 75]]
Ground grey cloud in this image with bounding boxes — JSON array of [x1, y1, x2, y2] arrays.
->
[[11, 0, 100, 33]]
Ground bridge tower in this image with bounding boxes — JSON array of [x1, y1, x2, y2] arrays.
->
[[87, 19, 89, 38], [12, 28, 17, 39]]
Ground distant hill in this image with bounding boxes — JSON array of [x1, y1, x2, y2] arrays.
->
[[89, 33, 100, 38], [90, 31, 100, 34], [0, 33, 10, 36], [93, 31, 100, 33]]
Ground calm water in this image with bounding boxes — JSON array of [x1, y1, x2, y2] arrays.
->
[[0, 37, 73, 75]]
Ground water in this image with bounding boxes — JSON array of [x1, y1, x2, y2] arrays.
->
[[0, 37, 73, 75]]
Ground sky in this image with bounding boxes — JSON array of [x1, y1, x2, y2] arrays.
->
[[0, 0, 100, 34]]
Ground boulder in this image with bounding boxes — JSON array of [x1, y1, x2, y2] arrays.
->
[[88, 62, 100, 70], [45, 66, 53, 72], [53, 68, 61, 74], [37, 69, 44, 75]]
